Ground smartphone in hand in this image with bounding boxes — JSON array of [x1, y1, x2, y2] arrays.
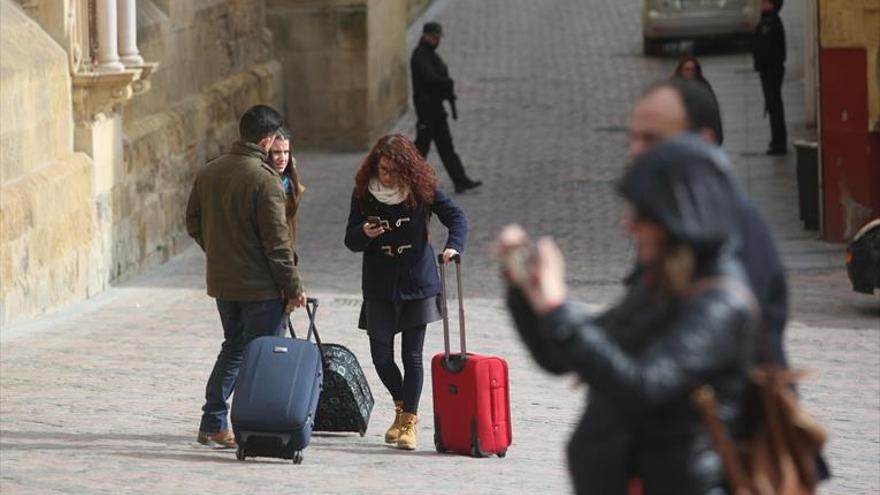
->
[[366, 216, 381, 227]]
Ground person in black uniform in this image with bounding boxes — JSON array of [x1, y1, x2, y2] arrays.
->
[[753, 0, 787, 155], [411, 22, 483, 193]]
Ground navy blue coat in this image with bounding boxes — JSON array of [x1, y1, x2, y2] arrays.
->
[[345, 189, 467, 302]]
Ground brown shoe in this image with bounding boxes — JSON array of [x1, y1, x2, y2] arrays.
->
[[385, 400, 405, 444], [197, 429, 236, 448], [396, 412, 418, 451]]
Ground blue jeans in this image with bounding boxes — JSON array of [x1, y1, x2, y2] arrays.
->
[[199, 298, 286, 433]]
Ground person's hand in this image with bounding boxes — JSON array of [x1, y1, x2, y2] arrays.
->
[[524, 238, 567, 315], [494, 224, 567, 315], [363, 222, 385, 238], [286, 292, 307, 312], [441, 248, 459, 263], [493, 224, 529, 259]]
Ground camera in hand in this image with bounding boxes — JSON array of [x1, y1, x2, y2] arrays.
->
[[502, 244, 534, 287]]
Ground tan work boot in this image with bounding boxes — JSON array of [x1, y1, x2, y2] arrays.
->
[[396, 412, 418, 450], [384, 400, 405, 444], [196, 429, 236, 448]]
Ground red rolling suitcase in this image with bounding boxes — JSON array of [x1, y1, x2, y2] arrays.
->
[[431, 254, 512, 458]]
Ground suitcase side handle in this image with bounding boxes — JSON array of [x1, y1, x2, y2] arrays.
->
[[438, 254, 466, 358]]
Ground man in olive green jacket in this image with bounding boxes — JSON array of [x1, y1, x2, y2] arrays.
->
[[186, 104, 305, 448]]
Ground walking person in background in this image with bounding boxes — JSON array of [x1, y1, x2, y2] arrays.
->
[[499, 136, 758, 494], [411, 22, 483, 193], [672, 55, 719, 124], [345, 134, 467, 450], [628, 79, 788, 364], [186, 105, 306, 448], [753, 0, 788, 155]]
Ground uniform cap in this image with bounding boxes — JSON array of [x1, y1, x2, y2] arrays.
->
[[423, 22, 443, 36]]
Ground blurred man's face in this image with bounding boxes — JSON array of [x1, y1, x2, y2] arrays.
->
[[627, 87, 688, 159], [423, 33, 442, 47]]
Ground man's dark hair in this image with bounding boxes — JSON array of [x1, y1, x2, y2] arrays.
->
[[239, 105, 283, 144], [642, 78, 724, 145]]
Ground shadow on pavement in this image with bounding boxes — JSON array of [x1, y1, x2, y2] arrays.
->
[[116, 451, 235, 464], [314, 443, 439, 457], [850, 300, 880, 322], [0, 430, 190, 444]]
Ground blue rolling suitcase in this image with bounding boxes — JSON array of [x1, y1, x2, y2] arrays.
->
[[231, 298, 323, 464]]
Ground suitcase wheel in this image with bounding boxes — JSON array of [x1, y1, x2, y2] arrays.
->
[[292, 450, 303, 465], [236, 445, 246, 461], [470, 445, 485, 458], [434, 435, 446, 454], [470, 421, 486, 458], [433, 419, 446, 454], [359, 428, 366, 438], [497, 450, 507, 458]]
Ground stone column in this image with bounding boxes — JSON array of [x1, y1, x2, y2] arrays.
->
[[117, 0, 144, 66], [95, 0, 124, 72]]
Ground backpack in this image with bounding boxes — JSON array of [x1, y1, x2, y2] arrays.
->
[[689, 277, 827, 495]]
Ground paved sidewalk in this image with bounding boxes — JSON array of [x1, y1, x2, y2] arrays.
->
[[2, 0, 878, 493]]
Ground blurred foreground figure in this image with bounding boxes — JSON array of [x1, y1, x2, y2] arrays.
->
[[499, 136, 757, 494]]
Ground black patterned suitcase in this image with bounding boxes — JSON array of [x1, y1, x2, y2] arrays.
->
[[305, 301, 374, 436]]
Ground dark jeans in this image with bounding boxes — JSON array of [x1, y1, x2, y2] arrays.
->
[[759, 67, 787, 149], [414, 115, 468, 185], [199, 298, 285, 433], [369, 325, 427, 414]]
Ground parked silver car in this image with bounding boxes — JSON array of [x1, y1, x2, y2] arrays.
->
[[642, 0, 761, 55]]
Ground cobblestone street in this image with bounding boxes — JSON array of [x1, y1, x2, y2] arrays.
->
[[2, 0, 877, 494]]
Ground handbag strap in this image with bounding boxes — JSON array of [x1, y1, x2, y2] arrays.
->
[[687, 277, 760, 494], [692, 386, 752, 494]]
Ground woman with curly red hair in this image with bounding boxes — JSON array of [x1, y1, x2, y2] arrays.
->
[[345, 134, 468, 451]]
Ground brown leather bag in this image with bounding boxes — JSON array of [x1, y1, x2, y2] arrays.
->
[[689, 278, 827, 495]]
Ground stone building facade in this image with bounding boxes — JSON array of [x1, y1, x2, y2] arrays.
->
[[0, 0, 424, 326]]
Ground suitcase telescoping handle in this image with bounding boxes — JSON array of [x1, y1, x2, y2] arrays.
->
[[438, 253, 466, 358], [288, 297, 324, 351]]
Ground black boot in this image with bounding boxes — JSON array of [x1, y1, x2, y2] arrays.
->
[[454, 178, 483, 194]]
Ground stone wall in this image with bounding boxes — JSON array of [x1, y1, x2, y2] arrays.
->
[[367, 0, 409, 141], [2, 0, 415, 326], [408, 0, 433, 23], [0, 0, 283, 326], [267, 0, 408, 150], [0, 0, 99, 324], [113, 0, 282, 279]]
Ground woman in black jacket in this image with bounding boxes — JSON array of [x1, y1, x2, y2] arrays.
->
[[498, 136, 757, 494], [345, 134, 467, 451]]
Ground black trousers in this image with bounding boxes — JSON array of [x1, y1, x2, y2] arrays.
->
[[369, 325, 427, 414], [415, 115, 468, 185], [759, 68, 787, 149]]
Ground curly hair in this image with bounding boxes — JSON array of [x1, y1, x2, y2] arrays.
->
[[354, 134, 438, 208]]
